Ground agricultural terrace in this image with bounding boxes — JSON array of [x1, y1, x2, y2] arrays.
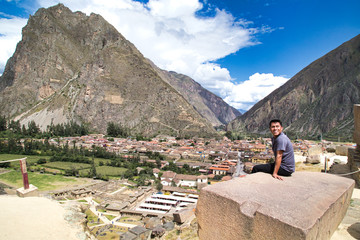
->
[[43, 162, 91, 170], [79, 166, 127, 176]]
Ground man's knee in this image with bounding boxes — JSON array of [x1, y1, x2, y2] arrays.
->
[[251, 165, 261, 173], [251, 163, 272, 174]]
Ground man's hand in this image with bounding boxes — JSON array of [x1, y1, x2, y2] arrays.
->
[[273, 150, 284, 180], [272, 173, 283, 180]]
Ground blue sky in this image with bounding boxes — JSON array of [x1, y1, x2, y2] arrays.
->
[[1, 0, 360, 112], [212, 0, 360, 80]]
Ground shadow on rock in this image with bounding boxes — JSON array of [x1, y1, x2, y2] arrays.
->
[[347, 222, 360, 239]]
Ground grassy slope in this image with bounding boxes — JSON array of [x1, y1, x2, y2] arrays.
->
[[43, 161, 91, 170], [79, 165, 127, 176], [0, 154, 51, 167], [0, 170, 92, 191]]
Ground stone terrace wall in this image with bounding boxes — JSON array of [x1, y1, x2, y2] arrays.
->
[[354, 104, 360, 145], [196, 172, 354, 240], [348, 104, 360, 185]]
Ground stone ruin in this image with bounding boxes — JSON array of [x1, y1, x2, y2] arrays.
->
[[348, 104, 360, 185]]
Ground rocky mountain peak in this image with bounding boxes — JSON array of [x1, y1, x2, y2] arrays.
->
[[0, 4, 233, 137]]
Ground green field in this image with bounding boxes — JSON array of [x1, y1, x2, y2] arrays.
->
[[79, 165, 127, 176], [0, 153, 115, 167], [0, 154, 51, 167], [96, 166, 127, 176], [85, 209, 104, 227], [104, 214, 117, 221], [93, 158, 112, 166], [0, 154, 127, 178], [0, 170, 92, 191], [43, 161, 91, 170]]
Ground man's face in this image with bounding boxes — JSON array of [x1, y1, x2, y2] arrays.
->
[[270, 122, 283, 137]]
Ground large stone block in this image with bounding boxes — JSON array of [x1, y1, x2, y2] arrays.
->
[[354, 104, 360, 144], [335, 146, 351, 156], [196, 172, 354, 240], [307, 146, 323, 156], [305, 155, 321, 164], [173, 205, 196, 224]]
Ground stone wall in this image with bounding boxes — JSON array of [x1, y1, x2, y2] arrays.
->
[[196, 172, 354, 240], [348, 104, 360, 185], [354, 104, 360, 145]]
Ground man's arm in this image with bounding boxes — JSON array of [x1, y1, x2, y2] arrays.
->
[[273, 150, 284, 180]]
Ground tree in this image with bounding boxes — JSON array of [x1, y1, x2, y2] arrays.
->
[[0, 116, 6, 131], [27, 120, 40, 137], [8, 120, 21, 134], [89, 156, 97, 178], [21, 125, 27, 136], [183, 164, 190, 172], [225, 131, 233, 140], [156, 159, 161, 168], [124, 169, 135, 179], [23, 139, 34, 155], [107, 122, 130, 138], [37, 158, 47, 164], [156, 181, 163, 193], [166, 161, 178, 172], [65, 167, 79, 176], [0, 140, 6, 153], [137, 175, 147, 186], [7, 137, 22, 153], [0, 162, 10, 168], [213, 175, 223, 181]]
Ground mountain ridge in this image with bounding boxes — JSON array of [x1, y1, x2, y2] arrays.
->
[[148, 60, 241, 126], [228, 34, 360, 140]]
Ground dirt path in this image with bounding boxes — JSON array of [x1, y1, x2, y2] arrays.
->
[[331, 187, 360, 240], [0, 196, 86, 240]]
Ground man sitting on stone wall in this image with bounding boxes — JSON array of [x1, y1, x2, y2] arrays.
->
[[251, 119, 295, 180]]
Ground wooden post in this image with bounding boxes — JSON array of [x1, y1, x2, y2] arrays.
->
[[19, 158, 29, 190], [0, 158, 30, 190], [324, 157, 328, 173]]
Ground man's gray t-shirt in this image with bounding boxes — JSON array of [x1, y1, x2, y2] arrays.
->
[[272, 132, 295, 173]]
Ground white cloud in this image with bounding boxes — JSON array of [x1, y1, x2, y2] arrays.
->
[[223, 73, 289, 110], [36, 0, 260, 87], [0, 15, 27, 73], [0, 0, 280, 110]]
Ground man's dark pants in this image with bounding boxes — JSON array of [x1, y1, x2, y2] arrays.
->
[[251, 163, 292, 176]]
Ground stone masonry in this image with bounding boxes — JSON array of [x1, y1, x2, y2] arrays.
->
[[196, 172, 354, 240], [348, 104, 360, 185]]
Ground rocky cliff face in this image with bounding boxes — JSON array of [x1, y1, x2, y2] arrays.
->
[[150, 62, 241, 126], [0, 4, 219, 137], [228, 34, 360, 140]]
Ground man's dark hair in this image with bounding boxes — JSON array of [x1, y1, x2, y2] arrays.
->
[[269, 119, 282, 127]]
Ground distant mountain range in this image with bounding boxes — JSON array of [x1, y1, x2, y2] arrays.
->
[[228, 34, 360, 141], [150, 62, 241, 126], [0, 4, 240, 137]]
